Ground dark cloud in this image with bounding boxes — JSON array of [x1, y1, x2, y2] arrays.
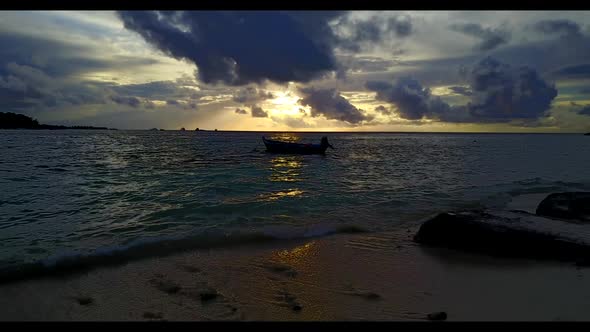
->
[[232, 86, 274, 103], [387, 15, 413, 37], [381, 31, 589, 89], [298, 86, 372, 124], [448, 86, 473, 96], [465, 57, 558, 121], [571, 102, 590, 116], [251, 105, 268, 118], [578, 106, 590, 116], [110, 95, 141, 107], [235, 108, 248, 115], [0, 55, 207, 115], [0, 32, 160, 79], [375, 105, 392, 115], [367, 57, 558, 123], [553, 64, 590, 79], [366, 77, 461, 121], [333, 14, 413, 53], [0, 29, 199, 116], [113, 81, 187, 99], [450, 23, 510, 51], [533, 19, 583, 38], [0, 62, 109, 112], [117, 11, 344, 86]]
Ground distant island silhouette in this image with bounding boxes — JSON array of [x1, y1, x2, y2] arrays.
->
[[0, 112, 114, 130]]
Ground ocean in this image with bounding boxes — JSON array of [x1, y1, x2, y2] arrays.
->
[[1, 130, 590, 277]]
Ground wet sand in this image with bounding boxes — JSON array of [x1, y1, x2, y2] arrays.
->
[[1, 225, 589, 321]]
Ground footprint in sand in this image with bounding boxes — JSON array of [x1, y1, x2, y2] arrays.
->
[[143, 311, 164, 320], [272, 289, 303, 312], [177, 264, 202, 273], [259, 261, 298, 278], [71, 295, 94, 306], [341, 284, 382, 301], [150, 275, 182, 294]]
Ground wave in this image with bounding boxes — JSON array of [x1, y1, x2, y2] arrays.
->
[[467, 178, 590, 209], [0, 223, 368, 285]]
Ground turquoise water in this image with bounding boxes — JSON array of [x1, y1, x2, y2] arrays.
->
[[1, 130, 590, 274]]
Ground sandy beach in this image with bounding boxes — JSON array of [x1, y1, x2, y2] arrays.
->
[[1, 224, 589, 321]]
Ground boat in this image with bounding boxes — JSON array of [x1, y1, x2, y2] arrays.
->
[[262, 136, 334, 154]]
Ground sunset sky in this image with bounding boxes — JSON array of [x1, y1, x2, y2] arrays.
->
[[1, 11, 590, 132]]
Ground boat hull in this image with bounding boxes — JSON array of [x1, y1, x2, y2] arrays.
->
[[262, 137, 328, 154]]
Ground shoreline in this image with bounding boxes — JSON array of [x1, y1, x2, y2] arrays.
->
[[1, 228, 588, 321]]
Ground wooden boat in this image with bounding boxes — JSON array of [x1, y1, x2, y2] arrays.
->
[[262, 136, 334, 154]]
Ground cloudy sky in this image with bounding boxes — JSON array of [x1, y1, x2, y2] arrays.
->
[[1, 10, 590, 132]]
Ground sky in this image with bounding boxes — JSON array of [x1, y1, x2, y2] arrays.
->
[[1, 10, 590, 132]]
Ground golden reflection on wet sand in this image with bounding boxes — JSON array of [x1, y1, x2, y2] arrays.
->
[[273, 241, 317, 266]]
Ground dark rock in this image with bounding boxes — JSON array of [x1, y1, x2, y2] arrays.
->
[[414, 209, 590, 261], [427, 311, 447, 321], [584, 133, 590, 136], [536, 192, 590, 221], [291, 304, 303, 312]]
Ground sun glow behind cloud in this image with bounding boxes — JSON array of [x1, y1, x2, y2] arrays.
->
[[1, 11, 590, 131]]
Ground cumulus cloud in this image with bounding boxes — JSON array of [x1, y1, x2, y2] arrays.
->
[[232, 86, 274, 104], [117, 11, 345, 86], [367, 57, 558, 123], [366, 77, 462, 121], [298, 86, 373, 124], [251, 105, 268, 118], [465, 57, 558, 121], [450, 23, 510, 51]]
